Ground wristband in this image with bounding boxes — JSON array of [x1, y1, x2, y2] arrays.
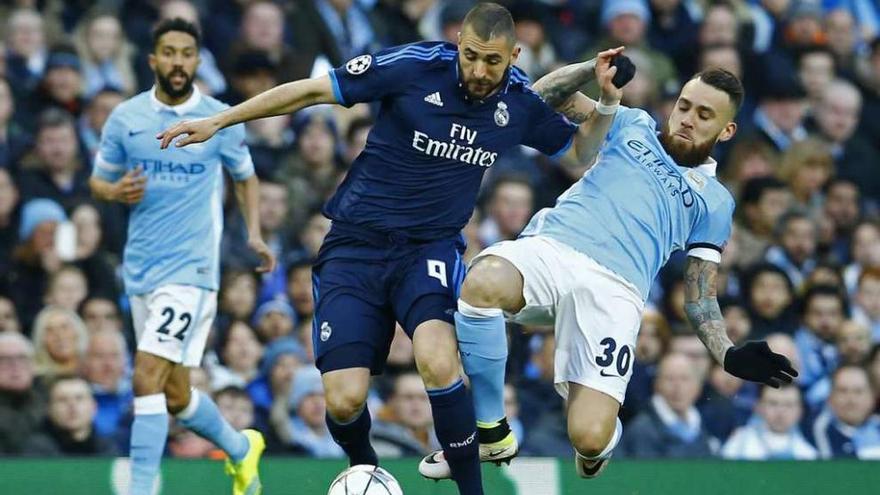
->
[[595, 101, 619, 115]]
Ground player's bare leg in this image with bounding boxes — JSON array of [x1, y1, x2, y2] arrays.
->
[[420, 255, 525, 480], [413, 319, 483, 494], [567, 383, 622, 478], [322, 367, 377, 466]]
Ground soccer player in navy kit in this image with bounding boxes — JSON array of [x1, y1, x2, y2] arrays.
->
[[158, 4, 614, 493]]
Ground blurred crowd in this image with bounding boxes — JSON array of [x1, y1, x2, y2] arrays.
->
[[1, 0, 880, 463]]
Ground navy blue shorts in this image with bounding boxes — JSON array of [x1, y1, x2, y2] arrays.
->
[[312, 223, 466, 375]]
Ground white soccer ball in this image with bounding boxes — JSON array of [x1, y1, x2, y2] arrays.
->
[[327, 465, 404, 495]]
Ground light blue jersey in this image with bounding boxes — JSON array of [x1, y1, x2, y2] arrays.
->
[[92, 87, 254, 295], [521, 106, 735, 300]]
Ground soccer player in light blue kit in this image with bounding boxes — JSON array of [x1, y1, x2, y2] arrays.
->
[[420, 62, 800, 479], [88, 19, 274, 495]]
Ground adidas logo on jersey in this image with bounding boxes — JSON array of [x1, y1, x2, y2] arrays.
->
[[424, 92, 444, 107]]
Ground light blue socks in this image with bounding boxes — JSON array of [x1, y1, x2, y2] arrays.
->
[[130, 394, 168, 495], [455, 299, 508, 426], [176, 389, 249, 462]]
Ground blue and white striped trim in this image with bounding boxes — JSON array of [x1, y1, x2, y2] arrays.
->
[[329, 70, 346, 106], [94, 152, 125, 173], [227, 155, 255, 181], [376, 44, 457, 66]]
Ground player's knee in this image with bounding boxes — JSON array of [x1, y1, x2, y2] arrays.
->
[[164, 384, 191, 415], [415, 351, 459, 389], [325, 386, 368, 423], [569, 421, 614, 458], [460, 257, 518, 309]]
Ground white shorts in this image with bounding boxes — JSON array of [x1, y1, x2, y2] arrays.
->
[[130, 284, 217, 366], [474, 236, 644, 404]]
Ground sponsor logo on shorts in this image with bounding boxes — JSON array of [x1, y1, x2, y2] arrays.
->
[[449, 431, 476, 449], [599, 370, 617, 378], [320, 321, 332, 342]]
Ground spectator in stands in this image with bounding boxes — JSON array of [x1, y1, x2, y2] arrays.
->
[[214, 386, 255, 431], [720, 138, 777, 198], [858, 38, 880, 147], [16, 109, 89, 210], [0, 296, 21, 333], [738, 177, 794, 267], [837, 320, 873, 366], [271, 366, 342, 458], [744, 263, 798, 338], [0, 332, 46, 454], [0, 76, 31, 171], [78, 88, 124, 161], [699, 43, 742, 81], [504, 383, 524, 445], [276, 113, 343, 233], [517, 334, 568, 456], [0, 167, 21, 275], [372, 371, 438, 457], [69, 202, 119, 300], [4, 8, 49, 92], [22, 48, 86, 129], [212, 321, 263, 390], [824, 8, 861, 78], [811, 79, 879, 202], [722, 299, 752, 345], [747, 75, 809, 153], [648, 0, 700, 76], [623, 309, 670, 423], [285, 259, 314, 321], [765, 208, 819, 290], [82, 328, 131, 439], [217, 269, 258, 331], [31, 306, 88, 378], [231, 1, 304, 83], [44, 265, 88, 313], [671, 334, 737, 440], [78, 297, 122, 334], [252, 299, 296, 344], [294, 0, 378, 69], [844, 221, 880, 294], [24, 375, 117, 456], [823, 178, 862, 262], [812, 366, 880, 459], [795, 285, 847, 408], [293, 210, 331, 262], [722, 383, 817, 459], [342, 116, 372, 168], [853, 268, 880, 341], [479, 175, 534, 246], [4, 198, 68, 330], [247, 336, 306, 431], [777, 138, 834, 213], [510, 1, 559, 81], [588, 0, 677, 97], [620, 353, 717, 458], [73, 12, 136, 98], [797, 45, 835, 112], [767, 333, 804, 377]]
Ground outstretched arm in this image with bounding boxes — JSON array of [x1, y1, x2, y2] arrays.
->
[[683, 255, 799, 387], [683, 256, 733, 364], [158, 75, 336, 148], [533, 48, 627, 170]]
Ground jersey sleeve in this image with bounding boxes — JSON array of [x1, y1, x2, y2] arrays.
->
[[686, 190, 735, 263], [329, 45, 436, 107], [92, 108, 127, 182], [607, 106, 654, 140], [218, 122, 254, 181], [521, 101, 579, 157]]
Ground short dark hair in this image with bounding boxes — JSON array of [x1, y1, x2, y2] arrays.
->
[[213, 385, 252, 403], [740, 176, 787, 206], [693, 67, 744, 113], [37, 108, 76, 133], [152, 18, 201, 51], [801, 284, 848, 316], [462, 2, 515, 44]]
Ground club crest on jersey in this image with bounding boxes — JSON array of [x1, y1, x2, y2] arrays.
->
[[345, 55, 372, 75], [320, 321, 332, 341], [494, 101, 509, 127], [685, 169, 708, 191]]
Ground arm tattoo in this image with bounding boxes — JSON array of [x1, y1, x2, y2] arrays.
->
[[683, 256, 734, 365], [558, 97, 593, 124], [532, 59, 596, 108]]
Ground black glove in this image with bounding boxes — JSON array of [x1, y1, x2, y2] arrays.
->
[[610, 55, 636, 89], [723, 341, 798, 388]]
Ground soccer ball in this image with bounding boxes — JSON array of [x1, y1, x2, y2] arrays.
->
[[327, 465, 403, 495]]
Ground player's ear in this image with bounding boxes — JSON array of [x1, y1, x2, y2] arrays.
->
[[717, 121, 737, 143], [510, 45, 521, 64]]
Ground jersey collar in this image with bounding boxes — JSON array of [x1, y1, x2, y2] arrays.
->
[[694, 157, 718, 177], [149, 85, 202, 115]]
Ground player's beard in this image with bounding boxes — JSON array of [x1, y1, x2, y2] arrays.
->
[[658, 123, 719, 167], [463, 63, 508, 100], [156, 67, 194, 99]]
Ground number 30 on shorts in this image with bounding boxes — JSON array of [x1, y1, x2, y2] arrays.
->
[[156, 307, 192, 342], [595, 337, 632, 376]]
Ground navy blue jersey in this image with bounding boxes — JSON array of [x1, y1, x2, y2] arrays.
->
[[326, 41, 578, 240]]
